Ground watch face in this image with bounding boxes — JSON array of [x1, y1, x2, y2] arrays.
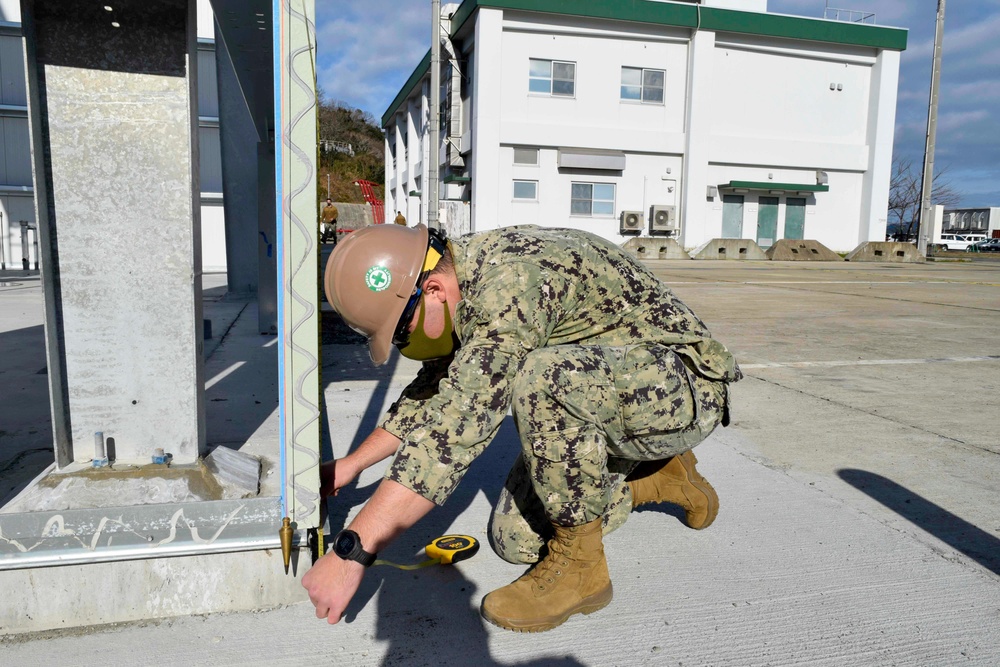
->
[[334, 531, 356, 557]]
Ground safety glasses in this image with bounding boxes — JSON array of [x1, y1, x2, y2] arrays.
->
[[392, 229, 448, 347]]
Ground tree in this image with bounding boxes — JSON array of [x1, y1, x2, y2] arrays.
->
[[887, 157, 961, 239], [317, 92, 385, 203]]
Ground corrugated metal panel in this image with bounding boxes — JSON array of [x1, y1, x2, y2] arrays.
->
[[3, 116, 31, 186], [197, 49, 219, 118], [0, 34, 26, 107], [199, 125, 223, 192]]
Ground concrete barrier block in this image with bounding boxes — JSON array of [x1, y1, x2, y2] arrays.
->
[[766, 239, 843, 261], [690, 238, 768, 260], [622, 237, 691, 260], [332, 203, 374, 238], [846, 242, 925, 263]]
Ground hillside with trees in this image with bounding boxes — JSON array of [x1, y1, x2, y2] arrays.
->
[[318, 95, 385, 204]]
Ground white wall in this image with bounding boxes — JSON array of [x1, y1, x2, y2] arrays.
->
[[200, 202, 226, 272], [498, 24, 689, 152], [0, 0, 20, 23], [711, 43, 872, 148], [493, 145, 682, 244], [0, 193, 35, 269]]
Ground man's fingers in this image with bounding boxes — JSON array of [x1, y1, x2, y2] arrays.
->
[[315, 605, 329, 619]]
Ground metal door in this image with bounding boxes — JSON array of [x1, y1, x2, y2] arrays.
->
[[722, 195, 744, 238], [785, 197, 806, 240], [756, 196, 778, 248]]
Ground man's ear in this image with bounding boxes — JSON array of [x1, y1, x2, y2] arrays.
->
[[421, 276, 448, 303]]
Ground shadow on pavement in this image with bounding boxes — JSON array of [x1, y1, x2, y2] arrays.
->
[[838, 468, 1000, 575], [0, 321, 54, 506]]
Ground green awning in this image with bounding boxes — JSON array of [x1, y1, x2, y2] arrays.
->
[[722, 181, 829, 194]]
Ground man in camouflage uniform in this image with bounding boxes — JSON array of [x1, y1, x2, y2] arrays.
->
[[304, 223, 741, 632]]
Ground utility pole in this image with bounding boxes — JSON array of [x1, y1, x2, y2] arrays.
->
[[428, 0, 441, 230], [917, 0, 946, 256]]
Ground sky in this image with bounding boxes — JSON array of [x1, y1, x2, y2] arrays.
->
[[316, 1, 1000, 208]]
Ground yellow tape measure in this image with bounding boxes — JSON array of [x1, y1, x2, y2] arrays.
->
[[374, 535, 479, 570]]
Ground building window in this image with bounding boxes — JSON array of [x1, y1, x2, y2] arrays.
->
[[529, 59, 575, 97], [513, 180, 538, 201], [513, 147, 539, 166], [621, 67, 664, 104], [571, 182, 615, 217]]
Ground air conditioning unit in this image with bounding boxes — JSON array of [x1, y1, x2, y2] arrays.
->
[[619, 210, 644, 235], [649, 205, 677, 234]]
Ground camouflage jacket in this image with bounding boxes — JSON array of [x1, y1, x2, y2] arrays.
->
[[379, 226, 741, 505]]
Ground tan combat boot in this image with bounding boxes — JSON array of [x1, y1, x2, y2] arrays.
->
[[481, 518, 613, 632], [627, 449, 719, 529]]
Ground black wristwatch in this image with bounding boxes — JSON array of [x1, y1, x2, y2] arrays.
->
[[332, 529, 377, 567]]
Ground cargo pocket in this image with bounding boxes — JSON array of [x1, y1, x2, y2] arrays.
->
[[526, 426, 607, 525]]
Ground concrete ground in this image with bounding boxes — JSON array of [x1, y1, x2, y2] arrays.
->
[[1, 255, 999, 665]]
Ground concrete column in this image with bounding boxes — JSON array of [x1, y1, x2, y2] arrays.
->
[[406, 95, 419, 224], [680, 29, 716, 248], [214, 19, 259, 297], [22, 0, 204, 465], [859, 49, 900, 244], [470, 8, 503, 232], [394, 117, 405, 219], [383, 134, 395, 219]]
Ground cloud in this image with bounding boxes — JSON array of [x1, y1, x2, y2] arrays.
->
[[316, 2, 430, 118]]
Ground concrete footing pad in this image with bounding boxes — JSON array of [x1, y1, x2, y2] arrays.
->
[[691, 238, 768, 260], [846, 241, 926, 262], [765, 239, 843, 261], [0, 548, 309, 635]]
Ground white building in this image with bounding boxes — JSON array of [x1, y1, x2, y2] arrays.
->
[[382, 0, 907, 252], [942, 207, 1000, 239], [0, 0, 226, 272]]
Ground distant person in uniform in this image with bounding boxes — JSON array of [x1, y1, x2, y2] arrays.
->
[[394, 211, 406, 226], [321, 198, 339, 244]]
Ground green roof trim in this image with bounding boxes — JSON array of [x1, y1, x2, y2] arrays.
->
[[384, 0, 907, 125], [724, 181, 830, 193], [443, 174, 472, 183]]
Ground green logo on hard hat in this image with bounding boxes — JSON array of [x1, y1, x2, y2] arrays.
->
[[365, 266, 391, 292]]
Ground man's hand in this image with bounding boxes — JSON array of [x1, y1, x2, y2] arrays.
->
[[318, 428, 402, 499], [319, 459, 356, 498], [302, 552, 366, 624], [302, 478, 436, 623]]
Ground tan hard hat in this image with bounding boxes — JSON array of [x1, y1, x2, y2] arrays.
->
[[324, 223, 429, 365]]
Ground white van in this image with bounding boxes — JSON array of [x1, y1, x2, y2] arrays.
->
[[939, 234, 974, 251]]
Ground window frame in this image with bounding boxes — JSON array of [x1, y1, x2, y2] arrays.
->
[[528, 58, 576, 98], [620, 66, 665, 105], [512, 179, 539, 202], [570, 181, 616, 218], [513, 147, 539, 166]]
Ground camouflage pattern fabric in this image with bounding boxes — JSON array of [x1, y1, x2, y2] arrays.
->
[[378, 226, 741, 559], [489, 343, 728, 564]]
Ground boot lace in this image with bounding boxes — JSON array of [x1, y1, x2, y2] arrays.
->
[[529, 531, 572, 591]]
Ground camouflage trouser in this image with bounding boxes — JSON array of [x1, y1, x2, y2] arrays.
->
[[488, 343, 728, 564]]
